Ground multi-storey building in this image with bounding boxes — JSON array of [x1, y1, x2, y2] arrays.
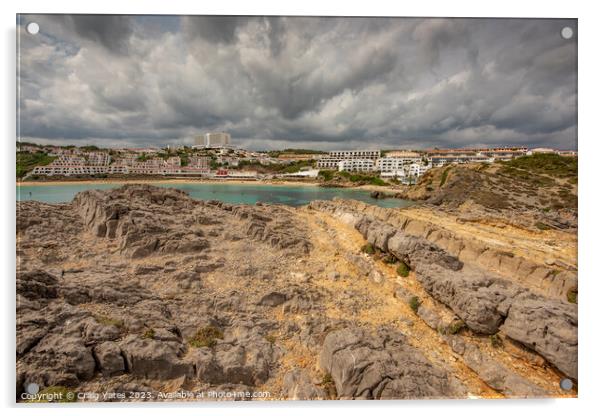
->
[[317, 150, 380, 169], [376, 157, 423, 172], [337, 159, 375, 172], [86, 152, 111, 166], [380, 163, 432, 182]]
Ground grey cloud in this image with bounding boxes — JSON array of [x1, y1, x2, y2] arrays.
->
[[17, 16, 577, 150], [181, 15, 251, 44], [41, 15, 134, 54]]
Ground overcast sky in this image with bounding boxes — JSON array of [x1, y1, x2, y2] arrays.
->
[[17, 15, 577, 150]]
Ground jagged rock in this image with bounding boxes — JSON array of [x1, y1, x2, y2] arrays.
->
[[415, 263, 521, 334], [344, 253, 372, 276], [501, 293, 578, 379], [283, 369, 327, 400], [282, 287, 323, 313], [417, 305, 442, 330], [20, 333, 96, 388], [192, 339, 276, 386], [119, 335, 191, 380], [364, 221, 397, 252], [461, 343, 549, 397], [388, 231, 463, 271], [173, 271, 201, 290], [80, 317, 122, 343], [319, 327, 465, 399], [369, 269, 384, 284], [16, 270, 59, 301], [134, 264, 163, 275], [259, 292, 287, 307], [94, 341, 125, 376]]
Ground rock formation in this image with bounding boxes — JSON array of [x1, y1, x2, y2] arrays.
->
[[15, 185, 577, 401]]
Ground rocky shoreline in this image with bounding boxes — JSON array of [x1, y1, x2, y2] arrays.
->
[[16, 184, 577, 401]]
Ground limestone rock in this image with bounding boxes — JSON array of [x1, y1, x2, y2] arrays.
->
[[94, 341, 125, 377], [119, 336, 192, 380], [319, 326, 465, 399], [283, 369, 327, 400], [501, 293, 578, 379]]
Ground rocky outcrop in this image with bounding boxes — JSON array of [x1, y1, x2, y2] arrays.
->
[[415, 263, 521, 334], [458, 341, 548, 397], [310, 199, 577, 301], [232, 205, 312, 255], [501, 293, 578, 380], [15, 185, 576, 400], [283, 369, 327, 400], [192, 326, 278, 386], [73, 185, 209, 258], [319, 327, 464, 399], [94, 341, 126, 377], [310, 199, 578, 382], [119, 335, 192, 380]]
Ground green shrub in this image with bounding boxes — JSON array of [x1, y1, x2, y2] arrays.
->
[[567, 287, 578, 304], [318, 170, 334, 181], [370, 177, 386, 186], [490, 334, 503, 348], [142, 328, 155, 339], [396, 262, 410, 277], [264, 334, 277, 344], [535, 221, 551, 231], [188, 326, 224, 348], [446, 320, 467, 335], [408, 296, 421, 313], [439, 167, 451, 187], [361, 243, 375, 255], [16, 152, 56, 178]]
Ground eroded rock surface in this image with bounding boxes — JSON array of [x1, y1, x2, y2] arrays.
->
[[15, 185, 576, 401], [319, 327, 465, 399]]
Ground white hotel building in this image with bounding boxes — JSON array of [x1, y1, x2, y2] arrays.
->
[[337, 159, 375, 172], [317, 150, 380, 169], [376, 156, 423, 172]]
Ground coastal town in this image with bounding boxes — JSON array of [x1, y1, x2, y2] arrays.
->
[[17, 132, 577, 185]]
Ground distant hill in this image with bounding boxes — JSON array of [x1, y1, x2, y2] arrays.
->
[[403, 154, 577, 229]]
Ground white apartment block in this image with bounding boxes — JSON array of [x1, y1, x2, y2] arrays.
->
[[86, 152, 111, 166], [205, 132, 231, 147], [379, 163, 432, 181], [376, 157, 423, 172], [31, 165, 110, 176], [337, 159, 375, 172], [327, 150, 380, 160], [188, 156, 210, 169], [317, 149, 380, 169]]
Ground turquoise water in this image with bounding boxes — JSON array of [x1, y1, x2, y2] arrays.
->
[[16, 182, 413, 208]]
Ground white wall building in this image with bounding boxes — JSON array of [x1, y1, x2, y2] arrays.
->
[[205, 132, 231, 147], [317, 150, 380, 169], [337, 159, 375, 172], [376, 157, 423, 172], [379, 163, 432, 182]]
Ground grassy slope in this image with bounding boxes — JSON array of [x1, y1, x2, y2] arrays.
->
[[16, 152, 56, 178], [408, 154, 577, 213]]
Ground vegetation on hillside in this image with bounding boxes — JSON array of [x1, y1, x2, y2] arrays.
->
[[501, 154, 577, 179], [237, 159, 314, 173], [318, 170, 387, 186], [16, 152, 56, 178]]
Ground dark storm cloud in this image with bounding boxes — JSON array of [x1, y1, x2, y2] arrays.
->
[[181, 15, 251, 44], [17, 16, 577, 150], [40, 15, 134, 54]]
